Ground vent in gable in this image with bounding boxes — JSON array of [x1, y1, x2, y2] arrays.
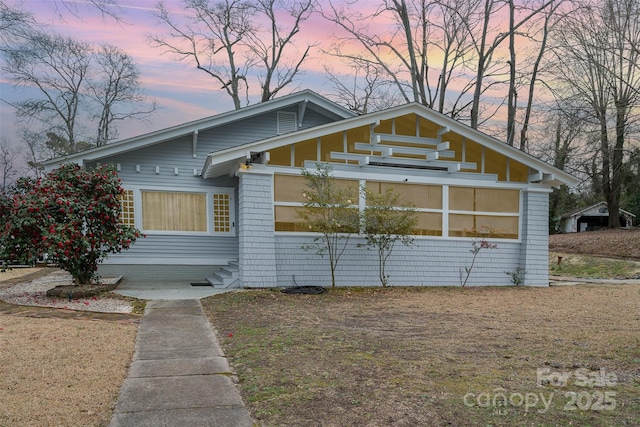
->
[[277, 111, 297, 135]]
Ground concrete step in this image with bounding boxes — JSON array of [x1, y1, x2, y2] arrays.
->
[[206, 261, 239, 288]]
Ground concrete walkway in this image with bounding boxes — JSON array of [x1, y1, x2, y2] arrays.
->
[[114, 279, 230, 300], [549, 275, 640, 286], [110, 299, 253, 427]]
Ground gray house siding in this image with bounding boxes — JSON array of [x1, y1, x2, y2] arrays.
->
[[92, 141, 240, 277], [198, 107, 338, 153], [237, 170, 278, 287], [273, 236, 522, 287], [92, 104, 342, 281], [519, 190, 550, 286]]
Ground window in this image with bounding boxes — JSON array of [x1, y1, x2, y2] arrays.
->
[[274, 174, 359, 231], [273, 174, 520, 240], [142, 191, 208, 232], [367, 181, 443, 236], [119, 187, 235, 235], [213, 193, 231, 232], [119, 189, 135, 227], [449, 187, 520, 238]]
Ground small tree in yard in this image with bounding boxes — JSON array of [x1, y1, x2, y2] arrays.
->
[[459, 227, 498, 288], [0, 163, 140, 284], [297, 164, 359, 288], [362, 186, 417, 287]]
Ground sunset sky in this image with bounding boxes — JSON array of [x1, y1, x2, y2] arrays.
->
[[1, 0, 349, 154]]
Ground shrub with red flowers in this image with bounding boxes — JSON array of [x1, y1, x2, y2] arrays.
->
[[0, 163, 141, 284]]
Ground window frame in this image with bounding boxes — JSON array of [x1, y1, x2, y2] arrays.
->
[[123, 185, 236, 237], [271, 169, 523, 242]]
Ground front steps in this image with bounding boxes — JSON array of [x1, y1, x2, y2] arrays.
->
[[206, 261, 239, 288]]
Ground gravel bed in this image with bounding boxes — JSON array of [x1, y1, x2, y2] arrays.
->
[[0, 270, 133, 313]]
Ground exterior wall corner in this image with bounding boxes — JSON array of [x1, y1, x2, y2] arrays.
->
[[238, 171, 278, 287], [519, 190, 550, 286]]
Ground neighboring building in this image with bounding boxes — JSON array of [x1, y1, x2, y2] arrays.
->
[[45, 90, 579, 287], [559, 202, 636, 233]]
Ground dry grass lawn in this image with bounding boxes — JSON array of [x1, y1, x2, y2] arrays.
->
[[0, 270, 138, 427], [203, 284, 640, 426]]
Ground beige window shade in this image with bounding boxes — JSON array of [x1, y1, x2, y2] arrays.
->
[[414, 212, 443, 236], [274, 206, 305, 231], [449, 214, 519, 239], [294, 139, 317, 167], [274, 174, 359, 203], [274, 174, 308, 203], [268, 145, 292, 166], [449, 187, 519, 213], [142, 191, 207, 232], [366, 182, 442, 209]]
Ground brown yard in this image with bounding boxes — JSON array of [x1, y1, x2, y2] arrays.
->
[[204, 272, 639, 426], [206, 285, 640, 426], [1, 229, 638, 426], [0, 269, 139, 427]]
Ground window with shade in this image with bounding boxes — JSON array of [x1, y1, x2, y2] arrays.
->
[[448, 187, 520, 239], [120, 188, 236, 235], [141, 191, 208, 232], [273, 173, 520, 240]]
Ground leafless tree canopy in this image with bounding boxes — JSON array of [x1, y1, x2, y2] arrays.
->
[[0, 138, 21, 191], [548, 0, 640, 227], [150, 0, 314, 109], [0, 6, 155, 159], [88, 45, 157, 146]]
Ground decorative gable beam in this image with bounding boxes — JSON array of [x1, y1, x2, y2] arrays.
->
[[373, 133, 442, 145], [528, 171, 543, 182], [354, 142, 455, 159], [330, 152, 476, 171], [298, 99, 308, 128], [192, 130, 198, 158]]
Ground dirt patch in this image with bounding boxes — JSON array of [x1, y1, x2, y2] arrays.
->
[[550, 228, 640, 260], [203, 286, 640, 426]]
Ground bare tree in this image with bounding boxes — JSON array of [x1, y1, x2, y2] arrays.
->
[[321, 0, 554, 133], [248, 0, 314, 102], [2, 31, 92, 153], [517, 0, 568, 150], [0, 138, 21, 191], [151, 0, 254, 109], [467, 0, 555, 130], [321, 0, 479, 115], [0, 1, 35, 48], [551, 0, 640, 228], [88, 44, 156, 146], [2, 21, 156, 156], [151, 0, 313, 108], [325, 61, 403, 113]]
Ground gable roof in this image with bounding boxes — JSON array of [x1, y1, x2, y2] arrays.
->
[[203, 102, 580, 187], [43, 90, 356, 168], [561, 201, 637, 219]]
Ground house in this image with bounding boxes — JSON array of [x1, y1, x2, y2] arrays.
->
[[44, 90, 579, 287], [559, 202, 636, 233]]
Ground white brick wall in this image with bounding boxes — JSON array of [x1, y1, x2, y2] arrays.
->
[[238, 171, 278, 287]]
